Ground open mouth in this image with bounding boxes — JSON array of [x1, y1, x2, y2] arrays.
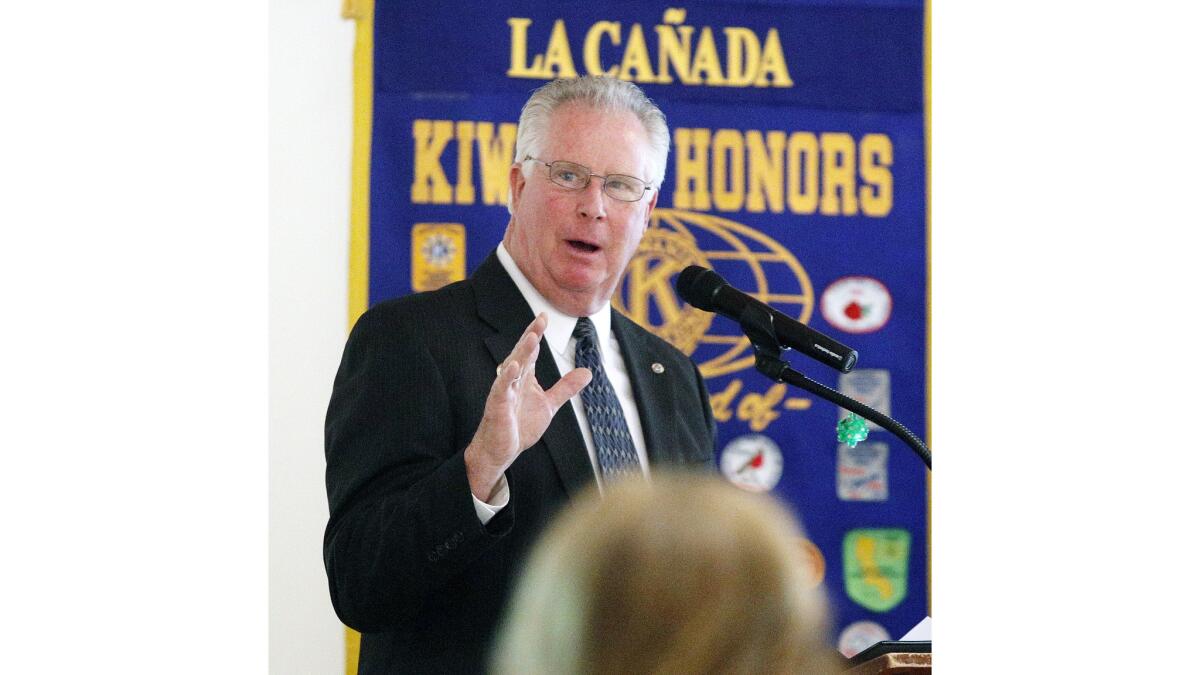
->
[[567, 240, 600, 253]]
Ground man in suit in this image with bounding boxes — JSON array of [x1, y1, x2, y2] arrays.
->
[[324, 77, 716, 674]]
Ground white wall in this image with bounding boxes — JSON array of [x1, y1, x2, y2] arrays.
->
[[269, 2, 354, 672]]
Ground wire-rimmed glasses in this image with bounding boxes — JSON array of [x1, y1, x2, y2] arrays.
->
[[524, 156, 653, 202]]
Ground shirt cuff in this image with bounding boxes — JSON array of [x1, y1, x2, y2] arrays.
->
[[471, 475, 511, 525]]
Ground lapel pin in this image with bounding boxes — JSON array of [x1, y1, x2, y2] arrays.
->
[[651, 362, 665, 374]]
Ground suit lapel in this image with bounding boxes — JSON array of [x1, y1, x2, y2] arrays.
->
[[474, 252, 594, 496], [612, 310, 680, 467]]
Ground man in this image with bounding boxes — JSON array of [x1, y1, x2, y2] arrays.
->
[[324, 77, 716, 674]]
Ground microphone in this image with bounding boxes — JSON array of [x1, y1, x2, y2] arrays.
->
[[675, 266, 858, 373]]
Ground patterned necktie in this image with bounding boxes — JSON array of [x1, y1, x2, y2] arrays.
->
[[573, 317, 641, 481]]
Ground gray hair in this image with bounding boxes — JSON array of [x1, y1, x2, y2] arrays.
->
[[507, 77, 670, 213]]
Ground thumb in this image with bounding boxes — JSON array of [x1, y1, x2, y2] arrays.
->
[[544, 367, 592, 411]]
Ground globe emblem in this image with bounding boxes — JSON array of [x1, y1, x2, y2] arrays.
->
[[614, 209, 815, 378]]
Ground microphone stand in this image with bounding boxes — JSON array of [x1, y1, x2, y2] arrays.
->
[[738, 303, 932, 470]]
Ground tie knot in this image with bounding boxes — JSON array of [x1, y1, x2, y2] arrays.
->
[[572, 317, 596, 343]]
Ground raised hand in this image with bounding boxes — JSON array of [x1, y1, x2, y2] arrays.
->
[[464, 313, 592, 501]]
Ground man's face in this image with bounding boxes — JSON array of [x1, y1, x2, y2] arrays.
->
[[504, 103, 659, 317]]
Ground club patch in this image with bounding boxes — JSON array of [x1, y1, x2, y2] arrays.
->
[[837, 620, 892, 658], [798, 537, 827, 588], [838, 442, 888, 502], [821, 276, 892, 334], [411, 223, 466, 291], [838, 368, 890, 431], [719, 434, 783, 493], [843, 528, 910, 612]]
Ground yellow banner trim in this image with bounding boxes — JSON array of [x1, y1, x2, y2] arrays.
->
[[346, 0, 373, 330], [342, 1, 372, 672], [924, 0, 933, 612]]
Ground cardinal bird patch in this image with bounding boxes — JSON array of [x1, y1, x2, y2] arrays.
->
[[821, 276, 892, 334], [719, 434, 783, 493]]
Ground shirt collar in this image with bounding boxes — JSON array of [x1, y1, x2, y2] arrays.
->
[[496, 243, 613, 359]]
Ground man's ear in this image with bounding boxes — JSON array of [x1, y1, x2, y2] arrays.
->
[[509, 164, 526, 211], [643, 189, 659, 229]]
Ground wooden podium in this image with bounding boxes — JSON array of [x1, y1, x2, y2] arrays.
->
[[844, 641, 931, 673]]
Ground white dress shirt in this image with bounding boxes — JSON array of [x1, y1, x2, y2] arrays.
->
[[472, 244, 650, 523]]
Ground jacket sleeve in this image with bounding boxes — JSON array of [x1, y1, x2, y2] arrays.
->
[[322, 308, 512, 633]]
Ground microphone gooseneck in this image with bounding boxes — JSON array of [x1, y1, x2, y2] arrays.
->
[[674, 265, 930, 470]]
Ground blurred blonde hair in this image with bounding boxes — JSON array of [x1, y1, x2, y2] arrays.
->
[[491, 473, 840, 675]]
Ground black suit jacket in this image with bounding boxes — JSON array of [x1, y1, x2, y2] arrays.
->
[[324, 251, 716, 674]]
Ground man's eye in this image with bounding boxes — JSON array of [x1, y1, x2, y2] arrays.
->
[[557, 171, 578, 182]]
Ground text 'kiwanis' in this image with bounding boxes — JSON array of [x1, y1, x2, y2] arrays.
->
[[508, 9, 792, 88], [410, 120, 894, 217]]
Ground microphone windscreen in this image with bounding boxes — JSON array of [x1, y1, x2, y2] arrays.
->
[[674, 266, 724, 312]]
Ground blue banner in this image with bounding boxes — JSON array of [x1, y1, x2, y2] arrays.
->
[[362, 0, 928, 652]]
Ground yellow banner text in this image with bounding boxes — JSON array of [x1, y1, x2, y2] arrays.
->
[[507, 9, 793, 88], [673, 128, 893, 217]]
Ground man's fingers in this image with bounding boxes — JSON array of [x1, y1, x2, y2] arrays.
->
[[495, 326, 539, 384], [517, 339, 539, 388], [510, 313, 547, 366], [545, 367, 592, 411], [502, 312, 550, 383], [524, 312, 548, 341], [490, 359, 521, 399], [507, 326, 541, 374]]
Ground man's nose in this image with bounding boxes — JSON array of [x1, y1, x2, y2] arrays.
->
[[577, 179, 607, 221]]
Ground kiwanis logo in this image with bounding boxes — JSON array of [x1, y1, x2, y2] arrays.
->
[[614, 209, 814, 378], [615, 226, 713, 355]]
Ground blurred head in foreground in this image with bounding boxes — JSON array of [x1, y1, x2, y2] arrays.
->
[[491, 473, 841, 675]]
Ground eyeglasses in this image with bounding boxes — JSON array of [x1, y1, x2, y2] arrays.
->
[[523, 156, 653, 203]]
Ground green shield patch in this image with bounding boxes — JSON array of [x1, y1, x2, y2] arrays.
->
[[843, 528, 910, 612]]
